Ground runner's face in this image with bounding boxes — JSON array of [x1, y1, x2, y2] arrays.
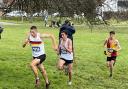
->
[[30, 29, 37, 37], [110, 34, 115, 39], [61, 33, 67, 40]]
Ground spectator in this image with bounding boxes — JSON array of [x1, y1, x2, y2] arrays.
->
[[43, 9, 48, 27], [59, 19, 75, 41], [0, 26, 3, 39]]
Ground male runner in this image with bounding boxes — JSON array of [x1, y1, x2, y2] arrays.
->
[[57, 30, 73, 85], [104, 31, 121, 77], [23, 26, 57, 88]]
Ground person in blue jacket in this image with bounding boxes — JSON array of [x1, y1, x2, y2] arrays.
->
[[59, 19, 75, 42]]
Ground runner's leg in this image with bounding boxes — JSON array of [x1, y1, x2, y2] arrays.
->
[[30, 59, 40, 79], [68, 63, 73, 82], [57, 59, 65, 70], [38, 64, 49, 84]]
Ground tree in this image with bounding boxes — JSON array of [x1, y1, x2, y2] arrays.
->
[[2, 0, 106, 24]]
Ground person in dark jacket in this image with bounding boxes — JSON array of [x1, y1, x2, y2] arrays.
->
[[59, 19, 75, 41], [0, 27, 3, 39]]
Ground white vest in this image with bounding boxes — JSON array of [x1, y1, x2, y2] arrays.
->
[[60, 38, 73, 60], [29, 33, 45, 57]]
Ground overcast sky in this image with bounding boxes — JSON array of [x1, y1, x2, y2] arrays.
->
[[103, 0, 118, 11]]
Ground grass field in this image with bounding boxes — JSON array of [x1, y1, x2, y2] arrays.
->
[[0, 22, 128, 89]]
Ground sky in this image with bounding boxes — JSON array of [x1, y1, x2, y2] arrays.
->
[[0, 0, 3, 3], [102, 0, 118, 12]]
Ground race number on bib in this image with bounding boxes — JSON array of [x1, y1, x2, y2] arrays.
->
[[61, 49, 67, 54], [32, 47, 40, 52]]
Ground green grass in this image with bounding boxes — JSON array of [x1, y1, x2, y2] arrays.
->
[[0, 22, 128, 89]]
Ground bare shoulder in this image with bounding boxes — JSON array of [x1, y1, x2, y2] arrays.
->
[[68, 38, 72, 43], [115, 39, 119, 43], [105, 37, 109, 40], [104, 38, 108, 42]]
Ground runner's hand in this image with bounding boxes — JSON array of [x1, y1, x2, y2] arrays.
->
[[104, 51, 107, 55], [55, 48, 59, 55], [22, 44, 26, 48], [52, 45, 58, 51]]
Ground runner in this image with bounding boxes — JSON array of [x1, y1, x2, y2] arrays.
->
[[22, 26, 57, 88], [57, 30, 73, 85], [104, 31, 121, 77], [59, 20, 75, 75]]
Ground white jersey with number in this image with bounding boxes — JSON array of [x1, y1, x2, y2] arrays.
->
[[29, 33, 45, 57], [60, 38, 73, 60]]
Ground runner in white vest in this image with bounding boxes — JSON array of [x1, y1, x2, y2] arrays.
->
[[60, 38, 73, 61], [57, 30, 73, 85], [29, 33, 45, 57], [23, 26, 57, 88]]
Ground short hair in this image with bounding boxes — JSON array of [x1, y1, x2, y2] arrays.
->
[[61, 30, 68, 35], [30, 26, 37, 30], [110, 31, 115, 35]]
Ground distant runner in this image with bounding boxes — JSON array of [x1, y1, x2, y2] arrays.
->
[[104, 31, 121, 77]]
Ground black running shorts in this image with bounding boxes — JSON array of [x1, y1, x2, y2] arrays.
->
[[33, 54, 46, 64], [107, 56, 116, 61], [60, 58, 73, 64]]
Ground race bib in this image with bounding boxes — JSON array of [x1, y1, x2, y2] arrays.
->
[[107, 48, 113, 53], [32, 47, 40, 52], [61, 49, 67, 54]]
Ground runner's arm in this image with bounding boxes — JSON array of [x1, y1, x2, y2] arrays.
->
[[104, 39, 107, 48], [22, 33, 29, 48], [103, 39, 108, 55], [40, 33, 57, 50], [22, 38, 29, 48], [63, 39, 72, 53], [115, 40, 121, 51], [104, 39, 108, 48]]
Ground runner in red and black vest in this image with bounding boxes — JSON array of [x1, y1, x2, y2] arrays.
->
[[104, 31, 121, 77]]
